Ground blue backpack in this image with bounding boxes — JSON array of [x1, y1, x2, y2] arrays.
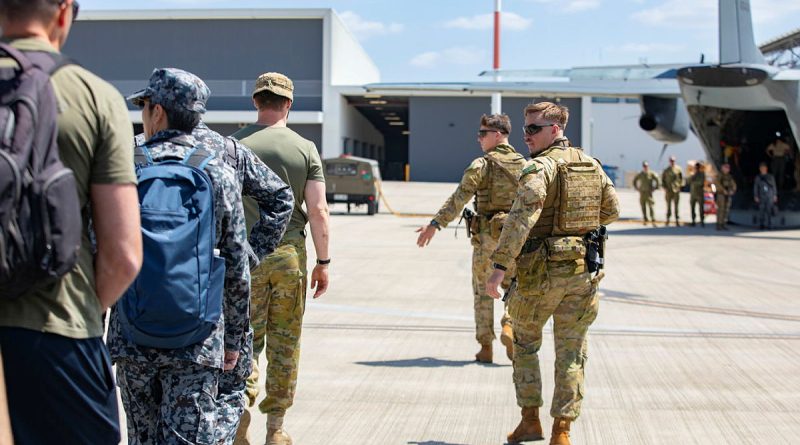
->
[[119, 144, 225, 349]]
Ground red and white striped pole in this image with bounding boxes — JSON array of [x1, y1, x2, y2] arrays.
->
[[491, 0, 502, 114]]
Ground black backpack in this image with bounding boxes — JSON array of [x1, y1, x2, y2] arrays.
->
[[0, 43, 82, 299]]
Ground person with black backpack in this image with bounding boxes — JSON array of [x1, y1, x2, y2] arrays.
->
[[105, 67, 250, 445], [0, 1, 143, 444]]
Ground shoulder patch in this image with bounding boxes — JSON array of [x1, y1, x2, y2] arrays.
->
[[522, 161, 541, 175]]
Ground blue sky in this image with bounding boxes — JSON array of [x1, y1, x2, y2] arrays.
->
[[80, 0, 800, 82]]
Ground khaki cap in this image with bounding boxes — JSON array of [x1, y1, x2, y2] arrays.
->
[[252, 72, 293, 101]]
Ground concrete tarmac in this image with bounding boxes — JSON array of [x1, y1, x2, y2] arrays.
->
[[124, 181, 800, 444]]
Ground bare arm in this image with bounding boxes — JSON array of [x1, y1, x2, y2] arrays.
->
[[305, 180, 330, 298], [91, 183, 143, 311]]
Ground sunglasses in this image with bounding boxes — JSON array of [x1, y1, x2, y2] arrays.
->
[[523, 123, 554, 136], [59, 0, 79, 23], [477, 129, 501, 138]]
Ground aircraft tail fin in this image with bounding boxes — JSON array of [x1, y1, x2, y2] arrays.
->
[[719, 0, 765, 65]]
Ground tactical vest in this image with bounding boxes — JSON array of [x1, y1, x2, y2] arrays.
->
[[527, 144, 603, 239], [475, 149, 526, 215]]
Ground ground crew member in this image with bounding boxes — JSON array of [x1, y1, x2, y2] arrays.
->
[[108, 68, 250, 445], [766, 136, 791, 189], [715, 163, 736, 231], [416, 114, 526, 363], [232, 72, 330, 445], [661, 155, 683, 226], [633, 161, 659, 226], [754, 162, 778, 230], [689, 162, 706, 227], [0, 1, 143, 443], [486, 102, 619, 445]]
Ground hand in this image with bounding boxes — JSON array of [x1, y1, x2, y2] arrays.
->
[[755, 197, 760, 203], [486, 269, 506, 300], [310, 264, 329, 299], [415, 224, 437, 247], [223, 350, 239, 371]]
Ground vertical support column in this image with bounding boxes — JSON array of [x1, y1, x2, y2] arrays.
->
[[491, 0, 502, 115], [581, 95, 593, 156]]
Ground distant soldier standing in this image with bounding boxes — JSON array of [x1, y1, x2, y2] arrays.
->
[[754, 162, 778, 230], [486, 102, 619, 445], [661, 155, 683, 226], [715, 163, 736, 230], [766, 136, 791, 189], [689, 162, 706, 227], [416, 114, 526, 363], [633, 161, 659, 226]]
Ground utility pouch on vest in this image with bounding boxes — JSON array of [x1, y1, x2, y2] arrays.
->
[[489, 212, 508, 239], [545, 236, 586, 261], [556, 161, 602, 234]]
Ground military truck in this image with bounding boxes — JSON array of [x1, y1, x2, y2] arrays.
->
[[323, 155, 381, 215]]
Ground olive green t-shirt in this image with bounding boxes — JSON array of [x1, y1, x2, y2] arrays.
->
[[232, 125, 324, 236], [0, 38, 136, 339]]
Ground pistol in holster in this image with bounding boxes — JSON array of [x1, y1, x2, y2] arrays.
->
[[583, 225, 608, 274], [459, 207, 477, 238]]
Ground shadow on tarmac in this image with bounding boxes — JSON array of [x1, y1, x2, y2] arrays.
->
[[612, 220, 797, 239], [355, 357, 510, 368], [408, 441, 470, 445]]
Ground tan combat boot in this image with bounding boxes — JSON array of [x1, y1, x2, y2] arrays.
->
[[266, 415, 292, 445], [507, 406, 544, 443], [500, 324, 514, 361], [549, 418, 572, 445], [475, 343, 492, 363], [233, 410, 252, 445]]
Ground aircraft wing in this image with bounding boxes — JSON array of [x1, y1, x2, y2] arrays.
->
[[363, 79, 681, 98]]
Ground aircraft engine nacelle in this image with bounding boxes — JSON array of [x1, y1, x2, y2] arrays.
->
[[638, 96, 689, 143]]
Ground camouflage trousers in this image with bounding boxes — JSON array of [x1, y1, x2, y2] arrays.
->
[[639, 193, 655, 221], [215, 328, 254, 445], [507, 248, 600, 420], [690, 194, 704, 223], [716, 194, 733, 228], [665, 191, 680, 221], [116, 359, 220, 445], [472, 229, 513, 345], [245, 235, 307, 416]]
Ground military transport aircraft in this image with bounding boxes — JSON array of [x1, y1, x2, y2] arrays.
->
[[365, 0, 800, 227]]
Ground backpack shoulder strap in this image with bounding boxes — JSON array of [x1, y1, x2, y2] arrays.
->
[[17, 50, 76, 75], [224, 137, 239, 170], [184, 147, 215, 171], [134, 145, 153, 167], [0, 42, 33, 72]]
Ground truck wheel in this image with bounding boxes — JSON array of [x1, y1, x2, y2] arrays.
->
[[367, 201, 377, 215]]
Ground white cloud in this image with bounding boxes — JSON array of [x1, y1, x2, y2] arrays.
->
[[529, 0, 601, 13], [605, 43, 684, 53], [444, 12, 532, 31], [751, 0, 800, 24], [632, 0, 800, 29], [339, 11, 403, 40], [410, 47, 487, 68]]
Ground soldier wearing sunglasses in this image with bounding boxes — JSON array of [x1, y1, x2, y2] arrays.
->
[[486, 102, 619, 445], [416, 114, 526, 364]]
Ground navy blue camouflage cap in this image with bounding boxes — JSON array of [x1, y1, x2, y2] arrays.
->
[[127, 68, 210, 113]]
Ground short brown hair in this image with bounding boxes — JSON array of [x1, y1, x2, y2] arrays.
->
[[480, 114, 511, 134], [524, 101, 569, 129], [253, 90, 290, 112], [0, 0, 59, 23]]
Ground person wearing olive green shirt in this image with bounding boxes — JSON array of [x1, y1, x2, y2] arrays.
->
[[231, 72, 330, 445], [689, 162, 707, 227], [661, 156, 684, 226], [0, 1, 142, 443]]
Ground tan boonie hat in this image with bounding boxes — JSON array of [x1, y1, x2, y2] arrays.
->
[[252, 72, 293, 101]]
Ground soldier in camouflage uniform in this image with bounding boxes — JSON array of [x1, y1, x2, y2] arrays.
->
[[661, 155, 683, 226], [633, 161, 659, 226], [416, 114, 526, 363], [107, 68, 250, 445], [486, 102, 619, 445], [754, 162, 778, 230], [715, 163, 736, 231], [232, 72, 330, 445], [689, 162, 706, 227]]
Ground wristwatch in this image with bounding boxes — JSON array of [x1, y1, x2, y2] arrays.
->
[[430, 220, 441, 230], [316, 258, 331, 265], [493, 263, 507, 271]]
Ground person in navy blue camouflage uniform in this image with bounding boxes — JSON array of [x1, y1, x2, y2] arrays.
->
[[107, 68, 250, 445]]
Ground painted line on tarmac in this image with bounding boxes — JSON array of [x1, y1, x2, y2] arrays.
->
[[308, 303, 800, 340]]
